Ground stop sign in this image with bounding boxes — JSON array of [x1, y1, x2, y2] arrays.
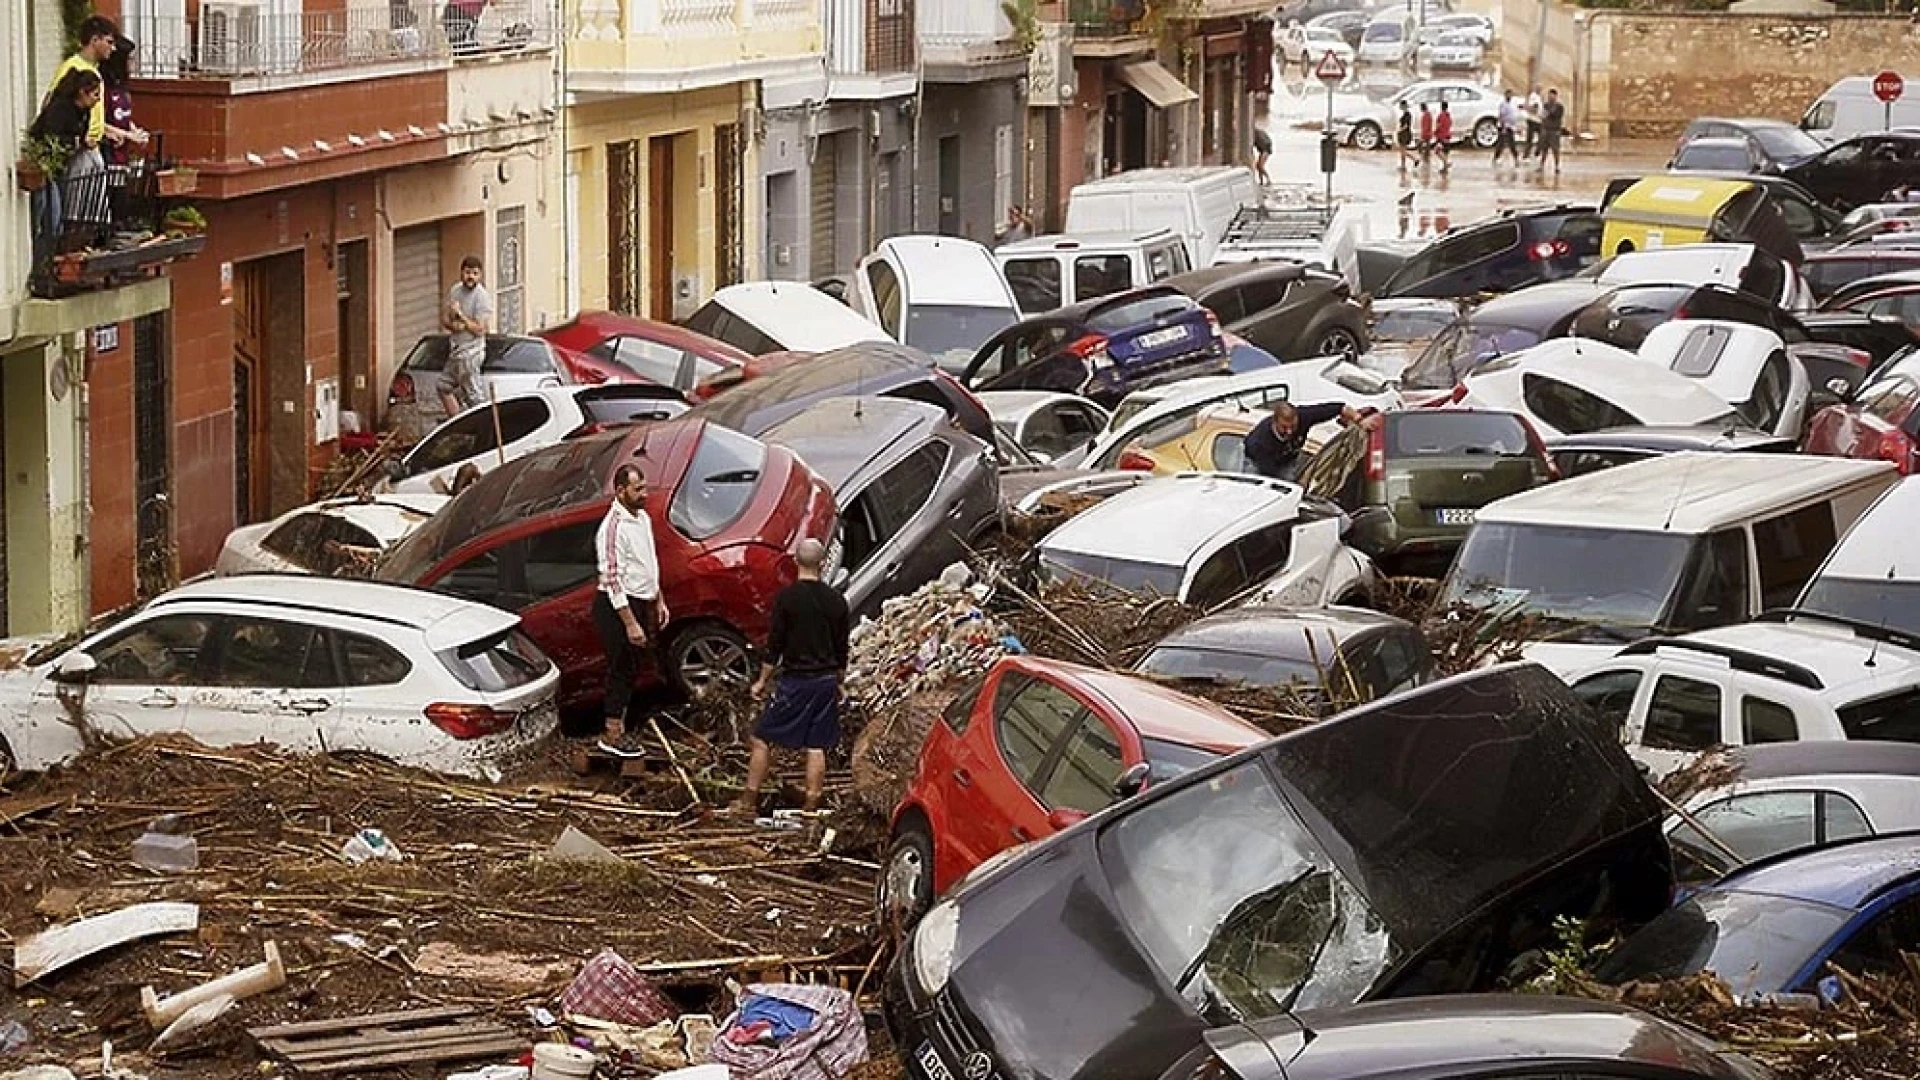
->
[[1876, 70, 1904, 104]]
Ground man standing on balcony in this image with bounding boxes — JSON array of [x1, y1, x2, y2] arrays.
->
[[440, 255, 491, 415], [47, 16, 118, 147]]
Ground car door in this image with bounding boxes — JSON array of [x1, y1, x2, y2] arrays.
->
[[1667, 787, 1872, 887], [498, 517, 606, 683], [1254, 516, 1348, 606], [1034, 710, 1132, 830], [52, 612, 220, 744], [1568, 667, 1646, 743], [332, 628, 429, 761], [191, 614, 341, 753], [944, 672, 1089, 871], [843, 442, 955, 616], [397, 396, 553, 494], [1634, 671, 1728, 777], [1805, 888, 1920, 991]]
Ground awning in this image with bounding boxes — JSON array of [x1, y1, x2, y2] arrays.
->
[[1115, 60, 1197, 109]]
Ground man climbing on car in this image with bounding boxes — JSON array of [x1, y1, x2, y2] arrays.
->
[[1242, 400, 1380, 483]]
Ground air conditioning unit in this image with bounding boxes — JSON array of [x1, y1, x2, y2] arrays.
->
[[198, 0, 264, 75]]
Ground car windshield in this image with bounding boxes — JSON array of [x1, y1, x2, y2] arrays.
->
[[908, 305, 1019, 373], [1098, 758, 1390, 1024], [1594, 890, 1849, 999], [1137, 645, 1328, 690], [1040, 550, 1186, 599], [1372, 307, 1458, 343], [1749, 123, 1823, 160], [668, 425, 769, 541], [1798, 577, 1920, 638], [1403, 321, 1544, 391], [1387, 411, 1532, 456], [1442, 523, 1694, 638]]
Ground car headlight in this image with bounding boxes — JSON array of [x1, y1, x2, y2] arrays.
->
[[911, 899, 961, 996]]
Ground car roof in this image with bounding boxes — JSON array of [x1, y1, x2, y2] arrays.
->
[[1072, 165, 1253, 190], [1011, 656, 1265, 752], [875, 235, 1013, 307], [1165, 261, 1308, 293], [708, 282, 893, 351], [305, 495, 450, 544], [995, 229, 1182, 254], [1469, 280, 1616, 326], [1593, 243, 1761, 289], [1711, 740, 1920, 783], [1475, 451, 1893, 533], [544, 310, 752, 362], [1636, 319, 1786, 381], [1148, 605, 1409, 659], [1042, 473, 1300, 563], [758, 396, 948, 491], [1820, 476, 1920, 580], [149, 575, 518, 652], [688, 342, 937, 434], [1678, 136, 1753, 150], [1057, 283, 1189, 322], [1657, 617, 1920, 697], [1713, 832, 1920, 909], [1470, 338, 1739, 426], [1544, 423, 1794, 453]]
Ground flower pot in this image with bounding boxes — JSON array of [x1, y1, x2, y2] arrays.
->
[[52, 254, 88, 284], [155, 167, 198, 196], [14, 159, 47, 192]]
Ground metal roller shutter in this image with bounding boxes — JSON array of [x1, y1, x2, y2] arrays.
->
[[810, 141, 839, 280], [391, 225, 443, 360]]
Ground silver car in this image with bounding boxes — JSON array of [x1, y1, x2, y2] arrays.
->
[[1329, 79, 1505, 152], [1416, 31, 1485, 72]]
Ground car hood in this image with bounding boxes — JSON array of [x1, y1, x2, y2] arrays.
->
[[1000, 467, 1149, 513]]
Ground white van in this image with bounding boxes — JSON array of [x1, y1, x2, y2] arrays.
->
[[1801, 75, 1920, 146], [1438, 452, 1899, 676], [683, 281, 892, 356], [1797, 476, 1920, 636], [1064, 166, 1259, 268], [994, 229, 1194, 315], [849, 235, 1021, 372]]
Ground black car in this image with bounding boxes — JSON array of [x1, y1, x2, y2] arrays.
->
[[1785, 131, 1920, 211], [1818, 266, 1920, 311], [685, 341, 995, 443], [961, 286, 1230, 409], [1803, 241, 1920, 301], [1163, 263, 1370, 362], [1546, 423, 1798, 478], [1601, 172, 1844, 254], [1566, 279, 1915, 371], [1375, 205, 1603, 299], [884, 663, 1672, 1080], [1133, 605, 1433, 710], [1672, 116, 1825, 174], [1399, 280, 1612, 394]]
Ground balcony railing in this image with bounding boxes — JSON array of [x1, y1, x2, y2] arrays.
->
[[24, 139, 205, 299], [917, 0, 1012, 47], [826, 0, 913, 75], [1070, 0, 1145, 38]]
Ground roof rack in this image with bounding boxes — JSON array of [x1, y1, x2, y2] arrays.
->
[[1757, 607, 1920, 656], [1618, 635, 1825, 690], [1220, 204, 1335, 247]]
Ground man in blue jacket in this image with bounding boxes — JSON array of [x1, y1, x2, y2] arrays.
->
[[1242, 400, 1378, 482]]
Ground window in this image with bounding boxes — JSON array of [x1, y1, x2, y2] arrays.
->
[[438, 628, 549, 692], [940, 674, 987, 735], [91, 615, 217, 685], [407, 397, 550, 473], [1520, 373, 1638, 435], [1041, 718, 1125, 815], [213, 618, 337, 688], [1752, 503, 1838, 611], [521, 520, 599, 601], [1233, 523, 1295, 586], [1838, 687, 1920, 743], [1145, 244, 1186, 281], [668, 425, 769, 540], [1298, 426, 1366, 502], [1186, 548, 1245, 610], [1570, 669, 1641, 737], [1742, 696, 1799, 744], [261, 514, 328, 565], [1736, 349, 1794, 433], [495, 205, 525, 335], [1428, 222, 1521, 276], [1670, 527, 1751, 631], [1057, 404, 1103, 444], [1004, 259, 1062, 313], [484, 338, 561, 375], [866, 259, 904, 340], [599, 336, 690, 387], [337, 632, 412, 687], [994, 677, 1085, 788], [438, 547, 502, 604], [1236, 276, 1291, 313], [1210, 431, 1248, 473], [1186, 524, 1294, 609], [1200, 288, 1246, 324], [872, 443, 948, 534], [1643, 674, 1723, 751], [1669, 789, 1873, 885], [1828, 895, 1920, 983], [1075, 255, 1132, 302], [1386, 411, 1529, 457]]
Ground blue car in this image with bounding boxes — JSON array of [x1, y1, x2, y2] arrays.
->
[[1596, 833, 1920, 1002], [960, 285, 1229, 408]]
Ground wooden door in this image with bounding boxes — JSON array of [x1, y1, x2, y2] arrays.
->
[[648, 136, 675, 320]]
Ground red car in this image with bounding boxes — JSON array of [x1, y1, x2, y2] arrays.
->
[[539, 311, 752, 393], [1804, 364, 1920, 474], [879, 656, 1267, 925], [691, 350, 816, 401], [376, 417, 837, 706]]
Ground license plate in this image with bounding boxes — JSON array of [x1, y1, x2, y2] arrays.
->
[[915, 1043, 957, 1080], [1135, 326, 1189, 350], [1435, 508, 1477, 525]]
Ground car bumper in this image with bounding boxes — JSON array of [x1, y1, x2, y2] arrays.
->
[[884, 954, 991, 1080]]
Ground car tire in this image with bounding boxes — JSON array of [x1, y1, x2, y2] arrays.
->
[[1351, 122, 1383, 151], [1472, 117, 1499, 149], [664, 621, 755, 699], [878, 816, 937, 934], [1301, 312, 1368, 361]]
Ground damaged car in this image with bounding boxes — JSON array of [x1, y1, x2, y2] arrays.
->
[[883, 663, 1673, 1080]]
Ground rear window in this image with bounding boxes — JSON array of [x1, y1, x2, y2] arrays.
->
[[438, 628, 549, 692], [1676, 142, 1752, 172], [1402, 320, 1544, 391], [1372, 306, 1457, 343], [1521, 373, 1638, 434], [1088, 292, 1197, 333], [669, 425, 769, 540], [1838, 687, 1920, 743], [1137, 644, 1323, 688], [1387, 411, 1531, 457], [1799, 577, 1920, 638], [487, 338, 560, 374]]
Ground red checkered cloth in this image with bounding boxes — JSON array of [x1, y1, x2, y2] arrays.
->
[[560, 949, 679, 1027], [710, 983, 868, 1080]]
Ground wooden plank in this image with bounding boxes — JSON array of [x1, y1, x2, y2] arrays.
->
[[264, 1022, 513, 1060], [299, 1036, 528, 1074], [15, 902, 199, 986], [249, 1005, 476, 1040]]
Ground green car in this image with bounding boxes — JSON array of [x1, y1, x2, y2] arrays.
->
[[1298, 409, 1556, 576]]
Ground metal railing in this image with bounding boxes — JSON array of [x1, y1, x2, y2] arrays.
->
[[917, 0, 1011, 46], [1069, 0, 1146, 38], [26, 141, 177, 299], [129, 0, 554, 79]]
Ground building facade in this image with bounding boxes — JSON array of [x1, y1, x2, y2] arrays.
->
[[916, 0, 1027, 246]]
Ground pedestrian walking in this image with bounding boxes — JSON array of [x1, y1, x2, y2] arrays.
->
[[1434, 101, 1454, 172], [592, 464, 669, 757], [1243, 401, 1380, 483], [1253, 121, 1274, 185], [1538, 87, 1566, 174], [1417, 102, 1435, 168], [440, 255, 491, 416], [1396, 102, 1416, 172], [1492, 90, 1521, 167], [735, 539, 850, 817], [1523, 87, 1543, 160]]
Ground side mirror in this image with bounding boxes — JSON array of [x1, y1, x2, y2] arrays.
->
[[1111, 760, 1152, 799], [1047, 807, 1090, 831], [51, 651, 97, 683]]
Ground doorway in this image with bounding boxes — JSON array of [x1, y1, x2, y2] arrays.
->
[[231, 252, 308, 525], [648, 135, 675, 319], [1104, 90, 1149, 175], [937, 136, 960, 236], [336, 240, 371, 432], [233, 263, 267, 525], [608, 141, 642, 314]]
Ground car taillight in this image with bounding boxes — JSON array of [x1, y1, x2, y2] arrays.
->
[[391, 373, 415, 402], [1366, 424, 1386, 481], [1878, 429, 1916, 474], [1201, 308, 1221, 334], [1118, 448, 1157, 471], [1447, 382, 1471, 404], [1527, 239, 1571, 261], [1840, 346, 1873, 369], [1517, 415, 1559, 479], [425, 703, 519, 740], [1066, 332, 1111, 363]]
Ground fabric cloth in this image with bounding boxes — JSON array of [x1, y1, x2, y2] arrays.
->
[[710, 983, 867, 1080], [1242, 402, 1344, 480], [104, 87, 134, 166], [561, 949, 679, 1028], [1418, 108, 1434, 143], [596, 498, 660, 606], [1434, 109, 1453, 143], [47, 55, 103, 143], [764, 579, 849, 678], [754, 673, 842, 751], [593, 592, 661, 721], [1395, 111, 1413, 149], [730, 995, 819, 1044]]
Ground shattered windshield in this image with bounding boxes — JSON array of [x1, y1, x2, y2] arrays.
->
[[1441, 523, 1695, 641], [1098, 759, 1391, 1024]]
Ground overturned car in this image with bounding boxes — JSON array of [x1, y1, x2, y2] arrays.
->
[[883, 663, 1672, 1080]]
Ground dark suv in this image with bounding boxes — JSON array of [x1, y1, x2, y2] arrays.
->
[[686, 341, 995, 444], [1376, 205, 1603, 299], [1163, 262, 1371, 362], [960, 285, 1229, 408]]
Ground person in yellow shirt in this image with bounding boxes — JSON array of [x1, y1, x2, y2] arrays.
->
[[47, 16, 121, 146]]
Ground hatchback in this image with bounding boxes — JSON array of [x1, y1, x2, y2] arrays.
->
[[688, 341, 996, 445], [1785, 131, 1920, 211], [1672, 116, 1825, 174], [1163, 262, 1370, 361], [961, 285, 1231, 409], [879, 655, 1265, 925], [384, 334, 576, 439], [1377, 206, 1603, 300], [1134, 605, 1433, 706], [216, 494, 449, 577], [0, 576, 561, 779], [376, 418, 837, 704], [537, 310, 751, 392]]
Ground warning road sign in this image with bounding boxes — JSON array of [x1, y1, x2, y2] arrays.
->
[[1314, 51, 1347, 88]]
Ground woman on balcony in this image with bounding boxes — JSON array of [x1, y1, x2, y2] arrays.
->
[[100, 37, 152, 222], [26, 68, 111, 288]]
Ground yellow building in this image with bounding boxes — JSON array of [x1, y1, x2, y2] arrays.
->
[[564, 0, 823, 318]]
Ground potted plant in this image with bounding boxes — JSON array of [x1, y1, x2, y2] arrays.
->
[[15, 134, 69, 193], [163, 205, 206, 237], [155, 165, 199, 197]]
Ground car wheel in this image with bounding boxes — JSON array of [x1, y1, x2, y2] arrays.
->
[[1472, 117, 1499, 149], [1351, 122, 1383, 151], [877, 817, 936, 933], [1300, 310, 1368, 361], [665, 622, 754, 699]]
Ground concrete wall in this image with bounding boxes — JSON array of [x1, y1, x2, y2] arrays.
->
[[917, 79, 1025, 245], [760, 99, 914, 279]]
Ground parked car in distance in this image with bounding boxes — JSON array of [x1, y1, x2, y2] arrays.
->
[[1036, 472, 1377, 608], [1165, 262, 1371, 362], [216, 494, 449, 577], [1451, 338, 1744, 439], [1356, 15, 1411, 64], [1300, 24, 1356, 67], [977, 390, 1110, 463], [382, 385, 688, 496], [0, 577, 561, 778], [1595, 833, 1920, 1003], [1330, 80, 1503, 151], [376, 419, 837, 704], [1670, 136, 1768, 175], [1134, 605, 1433, 707], [1545, 423, 1797, 478], [1299, 408, 1555, 573], [1306, 8, 1370, 49], [879, 655, 1265, 924], [682, 281, 892, 356], [1784, 131, 1920, 211], [1803, 245, 1920, 303], [851, 235, 1022, 372], [960, 285, 1230, 409], [1421, 12, 1493, 44], [1415, 29, 1483, 70], [1634, 320, 1811, 439], [536, 311, 751, 393], [1797, 476, 1920, 636], [1376, 205, 1603, 299], [385, 334, 576, 440], [996, 231, 1195, 316], [1674, 118, 1825, 173], [1664, 742, 1920, 889], [760, 398, 999, 619], [686, 341, 995, 444], [1063, 166, 1259, 268]]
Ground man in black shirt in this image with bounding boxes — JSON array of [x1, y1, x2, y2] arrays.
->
[[736, 538, 850, 816], [1242, 400, 1377, 482]]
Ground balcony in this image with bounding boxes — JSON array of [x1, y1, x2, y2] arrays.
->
[[917, 0, 1022, 76], [566, 0, 822, 95], [1068, 0, 1150, 55], [826, 0, 914, 86], [18, 143, 204, 310]]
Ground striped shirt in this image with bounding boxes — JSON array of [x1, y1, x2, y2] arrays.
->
[[595, 499, 659, 605]]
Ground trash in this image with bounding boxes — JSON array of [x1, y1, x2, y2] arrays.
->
[[141, 940, 286, 1029], [411, 942, 572, 992], [446, 1067, 530, 1080], [525, 1007, 557, 1029], [0, 1066, 76, 1080], [328, 933, 367, 951], [709, 984, 867, 1080], [14, 902, 200, 987], [545, 826, 623, 865], [658, 1066, 729, 1080], [530, 1043, 595, 1080], [559, 950, 678, 1028], [339, 828, 403, 865], [131, 830, 199, 874], [150, 992, 234, 1051], [0, 1020, 27, 1054]]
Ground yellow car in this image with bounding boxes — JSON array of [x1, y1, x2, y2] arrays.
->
[[1114, 405, 1259, 474]]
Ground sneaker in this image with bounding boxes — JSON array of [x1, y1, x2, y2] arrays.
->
[[596, 733, 646, 758]]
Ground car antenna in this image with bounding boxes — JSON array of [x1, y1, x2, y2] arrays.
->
[[1865, 568, 1897, 669], [1660, 451, 1700, 532]]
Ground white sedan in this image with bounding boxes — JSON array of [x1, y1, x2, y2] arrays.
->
[[215, 494, 449, 577], [0, 577, 560, 779], [1329, 80, 1504, 151], [1451, 337, 1744, 438]]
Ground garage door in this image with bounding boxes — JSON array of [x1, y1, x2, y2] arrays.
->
[[391, 224, 443, 362], [809, 140, 839, 281]]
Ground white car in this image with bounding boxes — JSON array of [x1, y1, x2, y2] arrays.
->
[[1356, 16, 1412, 65], [977, 390, 1112, 463], [1584, 243, 1814, 313], [851, 235, 1023, 373], [1416, 30, 1483, 71], [382, 385, 688, 496], [215, 494, 449, 577], [1420, 13, 1494, 46], [685, 281, 893, 356], [1634, 320, 1811, 439], [1329, 80, 1503, 151], [0, 577, 561, 779], [1302, 26, 1356, 68], [384, 334, 577, 441], [1565, 613, 1920, 778], [1798, 476, 1920, 637], [1036, 472, 1377, 609], [1451, 337, 1743, 439]]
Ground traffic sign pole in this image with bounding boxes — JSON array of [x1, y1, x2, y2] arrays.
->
[[1315, 52, 1347, 217]]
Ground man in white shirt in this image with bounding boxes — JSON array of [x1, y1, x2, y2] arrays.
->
[[592, 464, 669, 756]]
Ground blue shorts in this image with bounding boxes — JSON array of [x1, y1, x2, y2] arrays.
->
[[754, 673, 842, 751]]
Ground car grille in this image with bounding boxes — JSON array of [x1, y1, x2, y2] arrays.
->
[[931, 993, 989, 1065]]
